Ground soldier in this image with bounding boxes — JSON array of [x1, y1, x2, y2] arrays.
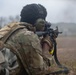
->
[[0, 3, 75, 75], [0, 3, 53, 75]]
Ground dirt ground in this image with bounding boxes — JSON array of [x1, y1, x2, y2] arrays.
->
[[56, 36, 76, 74]]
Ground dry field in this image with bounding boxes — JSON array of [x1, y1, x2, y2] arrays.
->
[[56, 36, 76, 74]]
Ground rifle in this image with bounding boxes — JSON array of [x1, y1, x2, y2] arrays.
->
[[36, 22, 62, 38], [36, 22, 69, 75]]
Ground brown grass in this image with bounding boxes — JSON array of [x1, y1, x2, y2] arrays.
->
[[56, 36, 76, 74]]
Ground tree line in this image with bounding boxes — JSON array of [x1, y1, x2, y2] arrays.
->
[[0, 15, 20, 28]]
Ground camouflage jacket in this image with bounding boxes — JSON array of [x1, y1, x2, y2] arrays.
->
[[2, 22, 46, 75], [0, 22, 54, 75]]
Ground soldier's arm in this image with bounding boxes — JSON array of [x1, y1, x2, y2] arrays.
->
[[6, 29, 53, 75], [9, 30, 46, 75], [41, 35, 53, 57]]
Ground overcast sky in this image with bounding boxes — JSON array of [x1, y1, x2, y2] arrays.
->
[[0, 0, 76, 23]]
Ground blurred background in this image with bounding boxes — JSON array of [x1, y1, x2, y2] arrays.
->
[[0, 0, 76, 74], [0, 0, 76, 36]]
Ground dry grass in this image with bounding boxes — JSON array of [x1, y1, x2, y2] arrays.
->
[[56, 36, 76, 75]]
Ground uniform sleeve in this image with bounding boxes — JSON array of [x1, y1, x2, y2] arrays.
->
[[9, 30, 45, 75], [41, 35, 53, 50]]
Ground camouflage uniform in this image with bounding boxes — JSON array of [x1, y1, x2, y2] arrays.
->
[[1, 22, 49, 75], [0, 21, 73, 75]]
